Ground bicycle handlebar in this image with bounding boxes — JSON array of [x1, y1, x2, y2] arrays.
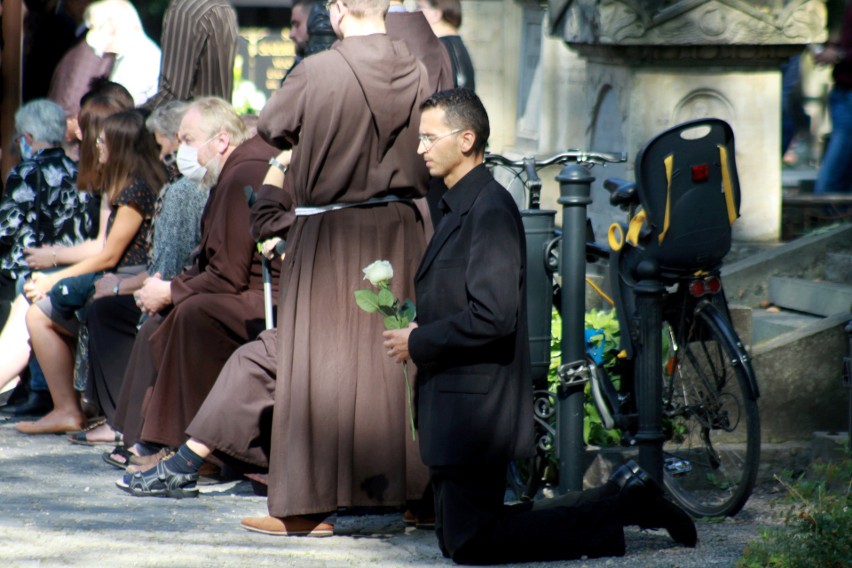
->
[[484, 150, 626, 170]]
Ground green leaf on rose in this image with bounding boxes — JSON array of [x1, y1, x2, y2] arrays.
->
[[378, 287, 395, 308], [399, 299, 416, 323], [354, 289, 380, 313], [384, 315, 404, 330]]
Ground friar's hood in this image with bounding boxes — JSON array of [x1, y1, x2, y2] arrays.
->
[[335, 35, 423, 161]]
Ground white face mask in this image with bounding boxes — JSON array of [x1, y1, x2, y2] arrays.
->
[[176, 143, 208, 183]]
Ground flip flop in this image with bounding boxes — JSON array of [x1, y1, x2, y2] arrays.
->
[[67, 420, 123, 446]]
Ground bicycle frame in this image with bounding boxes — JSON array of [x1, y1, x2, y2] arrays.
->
[[492, 120, 760, 517]]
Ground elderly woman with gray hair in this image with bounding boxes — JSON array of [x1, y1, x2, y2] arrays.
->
[[0, 99, 98, 404], [70, 101, 208, 446]]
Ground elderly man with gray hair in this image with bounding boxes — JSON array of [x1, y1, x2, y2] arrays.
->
[[0, 99, 97, 408], [103, 97, 280, 470]]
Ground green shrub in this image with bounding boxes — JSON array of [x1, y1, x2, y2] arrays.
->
[[547, 308, 622, 447], [738, 456, 851, 568]]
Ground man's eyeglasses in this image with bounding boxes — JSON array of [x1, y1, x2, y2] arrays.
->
[[418, 129, 461, 151]]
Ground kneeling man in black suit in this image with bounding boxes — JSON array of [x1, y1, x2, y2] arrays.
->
[[383, 88, 697, 564]]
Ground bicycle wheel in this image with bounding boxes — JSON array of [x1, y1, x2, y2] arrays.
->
[[661, 301, 760, 518]]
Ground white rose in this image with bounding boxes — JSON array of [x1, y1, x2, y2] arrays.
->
[[362, 260, 393, 286]]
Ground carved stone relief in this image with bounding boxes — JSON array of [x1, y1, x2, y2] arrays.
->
[[557, 0, 827, 46], [672, 89, 736, 125]]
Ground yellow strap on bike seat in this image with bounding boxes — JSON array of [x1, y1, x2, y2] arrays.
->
[[659, 153, 674, 244], [608, 223, 625, 251], [718, 144, 738, 225], [626, 209, 647, 247]]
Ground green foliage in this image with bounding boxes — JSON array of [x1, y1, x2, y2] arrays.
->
[[738, 455, 852, 568], [547, 308, 622, 447], [353, 286, 415, 330]]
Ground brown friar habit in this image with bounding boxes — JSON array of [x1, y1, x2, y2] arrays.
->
[[112, 135, 279, 449], [256, 34, 431, 518], [386, 11, 454, 94], [188, 16, 455, 482]]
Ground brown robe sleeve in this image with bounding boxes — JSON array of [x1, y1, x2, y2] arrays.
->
[[257, 66, 308, 149], [249, 180, 296, 242]]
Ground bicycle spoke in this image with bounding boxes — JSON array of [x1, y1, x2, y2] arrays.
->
[[661, 305, 759, 518]]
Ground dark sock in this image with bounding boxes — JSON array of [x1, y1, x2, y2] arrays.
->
[[135, 441, 164, 456], [166, 445, 205, 474]]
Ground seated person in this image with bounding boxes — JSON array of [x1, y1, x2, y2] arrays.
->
[[103, 97, 279, 469], [114, 152, 291, 490], [19, 110, 163, 435], [0, 99, 98, 406], [73, 101, 208, 445], [3, 86, 135, 418]]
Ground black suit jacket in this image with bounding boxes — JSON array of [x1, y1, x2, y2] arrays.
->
[[409, 164, 534, 466]]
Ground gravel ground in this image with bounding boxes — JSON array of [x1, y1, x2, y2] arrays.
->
[[0, 416, 780, 567]]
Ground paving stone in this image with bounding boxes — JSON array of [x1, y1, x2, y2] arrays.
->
[[0, 417, 777, 567]]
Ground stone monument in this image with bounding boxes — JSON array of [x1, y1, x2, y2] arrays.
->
[[549, 0, 828, 242]]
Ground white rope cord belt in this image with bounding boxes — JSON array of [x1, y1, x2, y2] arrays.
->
[[295, 194, 407, 216]]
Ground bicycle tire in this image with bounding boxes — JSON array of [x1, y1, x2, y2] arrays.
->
[[661, 301, 760, 518]]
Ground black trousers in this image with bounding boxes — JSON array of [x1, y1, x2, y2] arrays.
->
[[85, 295, 141, 421], [429, 462, 625, 565]]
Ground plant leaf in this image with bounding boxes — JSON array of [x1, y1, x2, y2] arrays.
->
[[399, 299, 416, 323], [384, 315, 403, 330], [354, 290, 380, 313], [377, 287, 395, 308]]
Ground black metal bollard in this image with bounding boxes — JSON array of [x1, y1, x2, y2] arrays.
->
[[632, 264, 666, 483], [555, 164, 594, 492]]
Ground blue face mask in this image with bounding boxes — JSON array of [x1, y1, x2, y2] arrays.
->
[[18, 136, 33, 160]]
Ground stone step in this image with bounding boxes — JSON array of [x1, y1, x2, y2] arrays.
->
[[769, 276, 852, 317], [752, 308, 824, 344], [825, 251, 852, 284]]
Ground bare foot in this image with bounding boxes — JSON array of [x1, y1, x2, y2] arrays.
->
[[16, 410, 85, 434]]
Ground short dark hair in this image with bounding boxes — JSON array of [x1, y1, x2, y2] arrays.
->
[[420, 88, 489, 155], [80, 77, 134, 111], [425, 0, 461, 28]]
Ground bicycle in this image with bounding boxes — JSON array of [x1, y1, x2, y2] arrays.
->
[[485, 118, 761, 519]]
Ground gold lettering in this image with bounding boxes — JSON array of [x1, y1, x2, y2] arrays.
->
[[270, 58, 293, 69], [258, 41, 294, 57]]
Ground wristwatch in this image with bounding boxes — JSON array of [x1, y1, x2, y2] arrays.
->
[[268, 157, 289, 174]]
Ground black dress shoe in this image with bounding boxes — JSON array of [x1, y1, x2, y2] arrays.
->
[[613, 460, 698, 548], [609, 460, 663, 498], [0, 390, 53, 417]]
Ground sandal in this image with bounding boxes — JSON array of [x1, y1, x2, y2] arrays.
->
[[68, 420, 123, 446], [103, 445, 134, 470], [116, 460, 199, 499], [125, 448, 175, 474]]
